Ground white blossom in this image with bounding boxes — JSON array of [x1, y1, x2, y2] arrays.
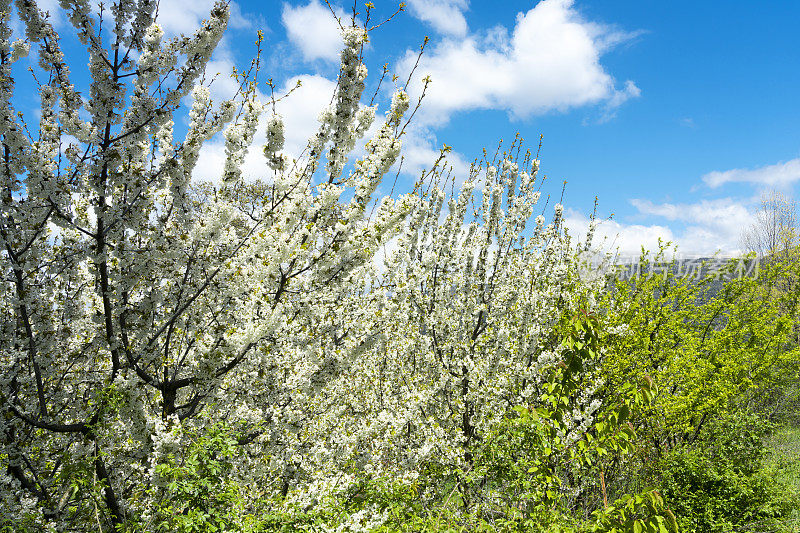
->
[[10, 39, 29, 61], [0, 1, 607, 529]]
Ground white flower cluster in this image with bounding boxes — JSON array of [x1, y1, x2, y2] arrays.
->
[[222, 97, 263, 183], [264, 113, 287, 171], [135, 23, 165, 88], [283, 145, 606, 499], [0, 1, 611, 529], [10, 39, 29, 61], [325, 26, 369, 182]]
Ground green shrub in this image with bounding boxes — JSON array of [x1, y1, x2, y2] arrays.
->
[[654, 414, 798, 533], [121, 423, 260, 533]]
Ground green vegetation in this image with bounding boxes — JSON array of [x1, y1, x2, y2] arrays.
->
[[765, 426, 800, 532]]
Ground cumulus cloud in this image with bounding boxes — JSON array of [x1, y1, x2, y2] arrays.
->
[[405, 0, 469, 37], [565, 209, 675, 259], [202, 56, 241, 101], [702, 158, 800, 188], [397, 125, 472, 182], [397, 0, 640, 125], [281, 1, 343, 63], [630, 198, 753, 255], [274, 74, 338, 156], [566, 197, 756, 259], [33, 0, 63, 24]]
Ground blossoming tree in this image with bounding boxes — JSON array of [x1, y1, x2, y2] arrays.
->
[[0, 0, 674, 531], [299, 144, 599, 466], [0, 0, 417, 528]]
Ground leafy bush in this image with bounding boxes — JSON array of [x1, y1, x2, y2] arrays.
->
[[601, 248, 800, 447], [653, 414, 799, 533], [123, 423, 259, 533]]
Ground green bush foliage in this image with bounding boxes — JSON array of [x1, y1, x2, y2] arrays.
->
[[653, 414, 798, 532], [121, 423, 260, 533], [601, 248, 800, 448], [597, 247, 800, 533]]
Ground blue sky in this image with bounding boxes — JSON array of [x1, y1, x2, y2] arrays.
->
[[31, 0, 800, 256]]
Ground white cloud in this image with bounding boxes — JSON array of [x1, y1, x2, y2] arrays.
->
[[191, 141, 228, 184], [274, 74, 338, 156], [702, 158, 800, 188], [405, 0, 469, 37], [566, 210, 675, 259], [566, 197, 756, 259], [281, 1, 343, 63], [630, 198, 751, 227], [630, 198, 753, 255], [585, 23, 645, 53], [31, 0, 64, 26], [598, 80, 640, 122], [397, 0, 640, 125], [203, 56, 241, 101], [396, 125, 471, 183]]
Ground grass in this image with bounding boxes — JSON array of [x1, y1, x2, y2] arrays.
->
[[765, 425, 800, 532]]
